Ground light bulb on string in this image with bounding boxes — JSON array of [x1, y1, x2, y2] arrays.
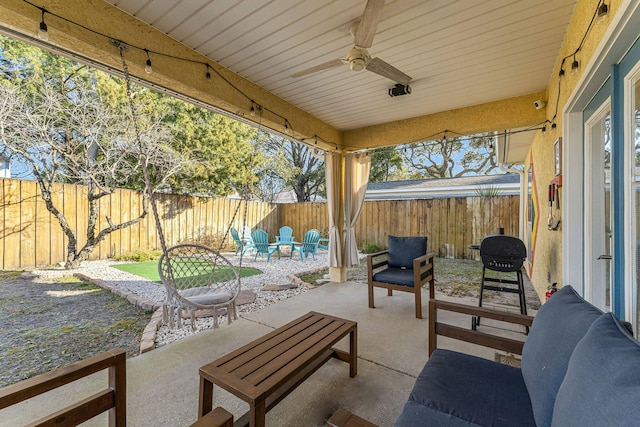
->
[[571, 55, 579, 74], [205, 64, 211, 79], [144, 49, 152, 74], [596, 2, 609, 24], [38, 8, 49, 41]]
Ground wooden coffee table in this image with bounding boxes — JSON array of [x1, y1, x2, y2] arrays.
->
[[198, 311, 357, 427]]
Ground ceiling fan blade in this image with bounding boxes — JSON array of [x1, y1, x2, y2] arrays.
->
[[290, 58, 344, 78], [366, 57, 412, 84], [354, 0, 385, 48]]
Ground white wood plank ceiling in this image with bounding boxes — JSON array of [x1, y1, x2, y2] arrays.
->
[[104, 0, 577, 132]]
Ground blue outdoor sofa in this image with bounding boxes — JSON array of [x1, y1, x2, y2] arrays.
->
[[395, 285, 640, 426]]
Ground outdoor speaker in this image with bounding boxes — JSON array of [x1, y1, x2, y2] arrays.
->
[[388, 83, 411, 97]]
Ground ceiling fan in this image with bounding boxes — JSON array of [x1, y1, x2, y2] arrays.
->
[[290, 0, 412, 84]]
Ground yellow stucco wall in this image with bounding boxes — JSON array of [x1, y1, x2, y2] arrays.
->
[[524, 0, 622, 300]]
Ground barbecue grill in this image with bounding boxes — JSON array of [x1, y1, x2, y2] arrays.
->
[[473, 234, 528, 331]]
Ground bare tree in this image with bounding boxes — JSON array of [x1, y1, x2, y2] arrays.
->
[[0, 72, 183, 268], [404, 133, 498, 178]]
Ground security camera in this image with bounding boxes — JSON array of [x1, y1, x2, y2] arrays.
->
[[389, 83, 411, 97], [534, 100, 546, 110]]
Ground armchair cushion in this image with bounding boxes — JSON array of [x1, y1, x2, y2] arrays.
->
[[387, 236, 427, 269], [372, 267, 415, 287], [394, 349, 535, 427], [520, 285, 603, 427], [551, 312, 640, 426]]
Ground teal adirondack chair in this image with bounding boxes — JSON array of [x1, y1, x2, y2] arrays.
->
[[276, 226, 295, 254], [251, 229, 280, 262], [231, 227, 255, 255], [292, 229, 321, 260]]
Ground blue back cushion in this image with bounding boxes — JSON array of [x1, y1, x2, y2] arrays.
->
[[551, 313, 640, 426], [520, 285, 602, 427], [387, 236, 427, 269]]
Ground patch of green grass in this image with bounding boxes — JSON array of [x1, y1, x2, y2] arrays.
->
[[112, 260, 262, 284]]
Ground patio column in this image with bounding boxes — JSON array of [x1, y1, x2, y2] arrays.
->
[[325, 151, 371, 281]]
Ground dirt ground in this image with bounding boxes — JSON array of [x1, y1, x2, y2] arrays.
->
[[0, 272, 152, 387]]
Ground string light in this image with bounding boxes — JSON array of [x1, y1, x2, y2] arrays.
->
[[37, 8, 48, 41], [597, 2, 609, 24], [571, 55, 579, 74], [205, 64, 211, 79], [249, 102, 263, 117], [144, 49, 152, 74]]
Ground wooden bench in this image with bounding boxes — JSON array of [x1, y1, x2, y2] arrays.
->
[[0, 348, 126, 426], [198, 311, 357, 427]]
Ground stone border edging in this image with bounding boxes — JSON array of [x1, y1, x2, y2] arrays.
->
[[288, 266, 327, 288], [73, 273, 163, 354]]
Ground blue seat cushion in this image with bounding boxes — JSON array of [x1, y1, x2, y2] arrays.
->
[[372, 267, 415, 287], [387, 236, 426, 269], [520, 285, 602, 427], [394, 349, 535, 427], [551, 313, 640, 426]]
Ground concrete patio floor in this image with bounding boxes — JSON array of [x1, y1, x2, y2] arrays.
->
[[2, 280, 532, 427]]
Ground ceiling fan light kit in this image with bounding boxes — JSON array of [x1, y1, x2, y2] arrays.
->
[[389, 83, 411, 97]]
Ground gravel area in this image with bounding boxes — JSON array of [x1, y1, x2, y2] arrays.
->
[[29, 250, 334, 347]]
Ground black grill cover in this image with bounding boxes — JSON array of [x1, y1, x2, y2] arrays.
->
[[480, 234, 526, 272]]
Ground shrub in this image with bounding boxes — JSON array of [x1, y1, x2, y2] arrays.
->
[[474, 184, 502, 197], [114, 249, 162, 262], [361, 241, 383, 254], [179, 230, 236, 251]]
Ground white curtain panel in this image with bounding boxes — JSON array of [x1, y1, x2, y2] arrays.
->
[[344, 152, 371, 267], [324, 152, 343, 267]]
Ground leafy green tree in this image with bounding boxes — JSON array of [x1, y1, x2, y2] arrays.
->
[[161, 100, 262, 197], [369, 147, 406, 182], [92, 71, 263, 197]]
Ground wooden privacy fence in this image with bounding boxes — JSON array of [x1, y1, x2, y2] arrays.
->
[[0, 178, 278, 270], [0, 178, 519, 270], [279, 197, 520, 260]]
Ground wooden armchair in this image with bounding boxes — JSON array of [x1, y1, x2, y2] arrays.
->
[[0, 348, 126, 426], [367, 235, 435, 319]]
